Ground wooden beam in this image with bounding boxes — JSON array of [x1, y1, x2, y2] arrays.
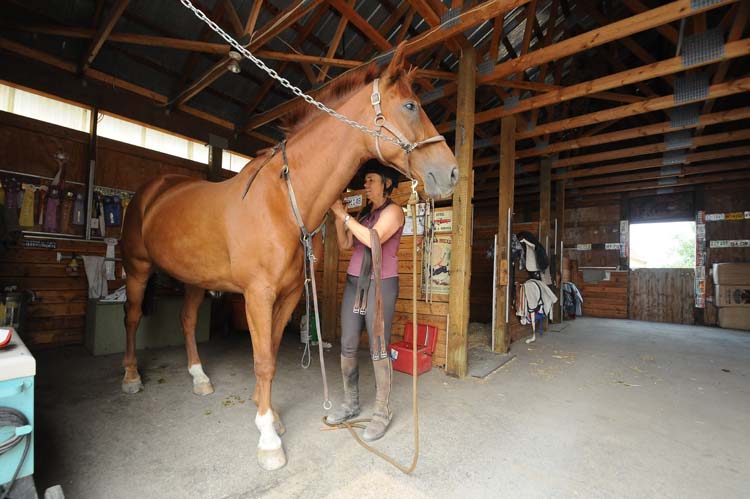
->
[[247, 0, 325, 51], [237, 4, 328, 124], [554, 129, 750, 168], [479, 0, 737, 83], [0, 37, 271, 146], [517, 107, 750, 159], [328, 0, 391, 51], [620, 0, 679, 44], [696, 1, 749, 135], [464, 38, 750, 129], [245, 0, 532, 131], [244, 0, 264, 36], [567, 160, 750, 189], [557, 145, 750, 180], [572, 170, 750, 195], [517, 77, 750, 140], [493, 115, 516, 353], [169, 55, 235, 108], [222, 0, 244, 37], [80, 0, 130, 72], [447, 48, 476, 378], [553, 178, 565, 323]]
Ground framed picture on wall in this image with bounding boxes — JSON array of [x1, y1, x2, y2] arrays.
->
[[427, 234, 452, 295]]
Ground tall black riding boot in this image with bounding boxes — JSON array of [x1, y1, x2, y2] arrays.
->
[[363, 357, 392, 442], [326, 355, 360, 424]]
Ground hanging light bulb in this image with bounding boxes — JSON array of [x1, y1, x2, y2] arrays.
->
[[227, 51, 242, 74]]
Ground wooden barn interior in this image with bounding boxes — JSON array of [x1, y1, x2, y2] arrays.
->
[[0, 0, 748, 497]]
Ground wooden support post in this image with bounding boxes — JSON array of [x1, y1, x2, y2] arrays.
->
[[539, 157, 551, 326], [553, 178, 565, 323], [447, 47, 476, 378], [322, 216, 339, 342], [619, 196, 630, 270], [208, 145, 222, 182], [493, 115, 515, 353]]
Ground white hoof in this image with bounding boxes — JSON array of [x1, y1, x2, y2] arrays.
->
[[122, 378, 143, 394], [193, 381, 214, 396], [258, 446, 286, 471]]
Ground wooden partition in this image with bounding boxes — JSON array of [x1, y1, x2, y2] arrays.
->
[[0, 111, 209, 347], [572, 267, 629, 319]]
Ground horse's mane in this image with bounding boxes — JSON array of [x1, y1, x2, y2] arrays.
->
[[278, 62, 416, 137]]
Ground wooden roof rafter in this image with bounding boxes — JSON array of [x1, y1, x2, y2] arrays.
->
[[80, 0, 130, 73]]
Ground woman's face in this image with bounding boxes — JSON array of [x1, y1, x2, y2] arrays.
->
[[364, 173, 387, 201]]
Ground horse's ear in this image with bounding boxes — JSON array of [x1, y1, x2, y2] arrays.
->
[[383, 41, 407, 84]]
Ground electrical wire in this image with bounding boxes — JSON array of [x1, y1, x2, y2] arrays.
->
[[0, 407, 31, 499]]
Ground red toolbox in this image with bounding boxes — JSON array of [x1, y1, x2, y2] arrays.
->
[[390, 323, 438, 375]]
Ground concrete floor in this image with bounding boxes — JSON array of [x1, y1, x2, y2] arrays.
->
[[33, 318, 749, 499]]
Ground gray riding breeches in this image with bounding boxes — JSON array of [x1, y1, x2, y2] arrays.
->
[[340, 274, 399, 358]]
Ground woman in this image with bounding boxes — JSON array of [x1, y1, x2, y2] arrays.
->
[[326, 164, 405, 442]]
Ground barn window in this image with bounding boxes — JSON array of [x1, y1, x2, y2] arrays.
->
[[629, 221, 696, 269], [0, 81, 91, 132]]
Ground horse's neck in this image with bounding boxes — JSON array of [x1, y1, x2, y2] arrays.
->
[[283, 106, 372, 230]]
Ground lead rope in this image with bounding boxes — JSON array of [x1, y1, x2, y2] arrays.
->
[[322, 179, 421, 474]]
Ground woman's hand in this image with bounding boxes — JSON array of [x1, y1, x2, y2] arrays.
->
[[330, 199, 348, 220]]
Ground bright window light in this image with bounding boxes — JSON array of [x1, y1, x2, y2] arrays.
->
[[629, 221, 696, 269], [0, 82, 91, 133], [222, 150, 252, 172]]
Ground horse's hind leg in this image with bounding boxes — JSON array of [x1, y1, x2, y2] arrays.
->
[[182, 284, 214, 396], [122, 271, 150, 393]]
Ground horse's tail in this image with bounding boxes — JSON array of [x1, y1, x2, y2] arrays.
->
[[141, 274, 158, 316]]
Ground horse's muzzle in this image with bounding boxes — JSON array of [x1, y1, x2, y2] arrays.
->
[[424, 165, 459, 200]]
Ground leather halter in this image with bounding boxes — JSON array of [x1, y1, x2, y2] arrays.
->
[[370, 78, 447, 179]]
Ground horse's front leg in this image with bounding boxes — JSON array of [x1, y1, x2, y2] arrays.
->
[[250, 285, 305, 437], [182, 284, 214, 395], [245, 286, 286, 471]]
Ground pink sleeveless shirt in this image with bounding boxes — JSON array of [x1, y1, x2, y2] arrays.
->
[[347, 200, 404, 279]]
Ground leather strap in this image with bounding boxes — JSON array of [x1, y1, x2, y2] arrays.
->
[[370, 78, 447, 179], [369, 228, 387, 361]]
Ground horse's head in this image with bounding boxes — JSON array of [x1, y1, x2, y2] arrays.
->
[[368, 43, 458, 200]]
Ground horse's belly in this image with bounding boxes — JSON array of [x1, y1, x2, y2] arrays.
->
[[142, 207, 236, 291]]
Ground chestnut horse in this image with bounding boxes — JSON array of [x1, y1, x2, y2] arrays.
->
[[119, 43, 458, 470]]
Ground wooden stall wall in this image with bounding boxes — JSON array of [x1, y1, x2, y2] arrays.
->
[[702, 185, 750, 326], [561, 200, 626, 320], [629, 269, 695, 324], [0, 111, 208, 348], [563, 202, 622, 268]]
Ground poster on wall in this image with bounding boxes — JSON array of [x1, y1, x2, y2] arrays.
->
[[432, 207, 453, 233], [427, 234, 452, 295]]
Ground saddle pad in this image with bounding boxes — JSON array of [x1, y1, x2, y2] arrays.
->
[[713, 263, 750, 285]]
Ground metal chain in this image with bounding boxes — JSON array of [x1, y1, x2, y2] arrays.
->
[[179, 0, 408, 149]]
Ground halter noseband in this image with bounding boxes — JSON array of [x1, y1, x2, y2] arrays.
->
[[370, 78, 446, 179]]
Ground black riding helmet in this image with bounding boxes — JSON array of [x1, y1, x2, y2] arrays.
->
[[362, 162, 400, 196]]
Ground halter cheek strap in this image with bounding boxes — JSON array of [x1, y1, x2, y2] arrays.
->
[[370, 78, 447, 179]]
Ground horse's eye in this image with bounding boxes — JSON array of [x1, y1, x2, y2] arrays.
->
[[404, 102, 417, 112]]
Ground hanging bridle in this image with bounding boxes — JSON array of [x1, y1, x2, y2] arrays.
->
[[369, 78, 447, 179]]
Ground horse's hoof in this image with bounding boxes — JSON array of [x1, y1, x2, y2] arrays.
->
[[258, 446, 286, 471], [122, 378, 143, 394], [192, 381, 214, 396]]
